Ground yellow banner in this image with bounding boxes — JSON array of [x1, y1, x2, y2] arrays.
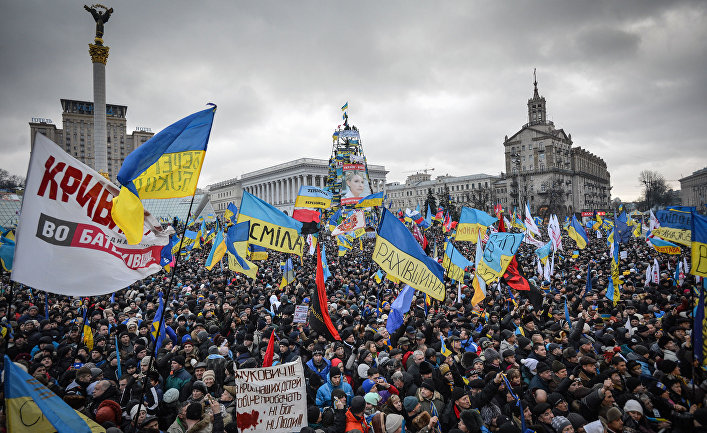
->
[[134, 150, 205, 199], [353, 227, 367, 238], [373, 236, 445, 300], [654, 227, 691, 247], [294, 196, 331, 209], [477, 255, 514, 284], [692, 241, 707, 277], [237, 214, 304, 256], [455, 223, 483, 243]]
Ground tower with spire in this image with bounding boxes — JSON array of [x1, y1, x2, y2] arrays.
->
[[527, 68, 547, 125]]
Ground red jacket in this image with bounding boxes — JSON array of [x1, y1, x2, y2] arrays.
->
[[345, 410, 371, 433]]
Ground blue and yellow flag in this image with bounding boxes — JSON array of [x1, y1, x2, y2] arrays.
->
[[327, 208, 342, 231], [112, 106, 216, 244], [4, 355, 104, 433], [477, 232, 525, 284], [151, 292, 166, 349], [568, 215, 588, 249], [321, 244, 332, 280], [205, 229, 227, 271], [443, 240, 473, 282], [649, 235, 681, 255], [295, 186, 333, 209], [374, 269, 384, 284], [373, 209, 445, 300], [694, 279, 707, 366], [606, 275, 620, 306], [280, 258, 295, 287], [691, 211, 707, 277], [224, 202, 238, 225], [226, 221, 251, 268], [249, 244, 269, 261], [237, 191, 304, 256], [341, 102, 348, 111], [0, 234, 15, 272], [356, 191, 384, 208], [81, 307, 93, 351], [535, 241, 552, 265], [456, 207, 497, 243], [440, 334, 452, 358]]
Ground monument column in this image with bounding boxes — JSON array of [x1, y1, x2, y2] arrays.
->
[[85, 5, 113, 177]]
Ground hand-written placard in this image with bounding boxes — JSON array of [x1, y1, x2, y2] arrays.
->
[[477, 232, 524, 284], [293, 305, 308, 323], [233, 361, 307, 433]]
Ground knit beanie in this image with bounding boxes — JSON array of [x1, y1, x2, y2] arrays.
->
[[551, 416, 572, 432], [403, 396, 419, 413], [623, 399, 643, 415], [202, 370, 216, 382], [386, 414, 404, 433]]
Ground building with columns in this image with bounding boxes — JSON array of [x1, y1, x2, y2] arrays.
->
[[680, 167, 707, 208], [498, 74, 611, 218], [386, 172, 500, 212], [209, 158, 387, 216]]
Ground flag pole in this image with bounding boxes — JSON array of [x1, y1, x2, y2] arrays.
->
[[131, 192, 202, 429]]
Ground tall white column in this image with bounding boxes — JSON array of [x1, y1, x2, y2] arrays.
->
[[89, 45, 109, 175], [276, 180, 280, 204]]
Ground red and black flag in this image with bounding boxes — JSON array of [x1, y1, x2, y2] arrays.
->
[[309, 244, 341, 341], [502, 256, 530, 291]]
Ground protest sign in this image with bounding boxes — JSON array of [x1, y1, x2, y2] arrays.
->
[[233, 361, 307, 433], [293, 305, 308, 323]]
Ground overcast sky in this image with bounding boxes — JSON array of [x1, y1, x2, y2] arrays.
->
[[2, 1, 706, 201]]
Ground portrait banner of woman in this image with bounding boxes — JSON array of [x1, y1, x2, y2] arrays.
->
[[341, 168, 371, 205]]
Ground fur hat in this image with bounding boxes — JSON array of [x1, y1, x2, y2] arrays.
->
[[460, 409, 484, 433], [186, 402, 203, 421], [95, 400, 122, 425]]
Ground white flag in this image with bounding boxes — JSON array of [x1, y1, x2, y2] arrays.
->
[[537, 258, 543, 277], [548, 214, 562, 251], [12, 134, 172, 296], [652, 258, 660, 283], [524, 203, 541, 237], [645, 265, 652, 287], [649, 210, 661, 232]]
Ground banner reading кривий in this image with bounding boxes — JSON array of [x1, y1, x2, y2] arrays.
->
[[233, 360, 307, 433]]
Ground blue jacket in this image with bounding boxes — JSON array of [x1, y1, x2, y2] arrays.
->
[[315, 372, 353, 408], [306, 358, 331, 383]]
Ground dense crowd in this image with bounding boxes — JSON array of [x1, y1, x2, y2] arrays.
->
[[0, 220, 705, 433]]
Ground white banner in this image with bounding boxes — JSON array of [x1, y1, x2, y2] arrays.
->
[[234, 361, 307, 433], [12, 134, 172, 296]]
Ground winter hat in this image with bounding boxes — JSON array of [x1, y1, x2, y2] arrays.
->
[[552, 361, 566, 373], [329, 366, 341, 377], [223, 385, 237, 398], [420, 380, 436, 392], [623, 399, 643, 415], [460, 409, 483, 433], [658, 359, 677, 374], [95, 400, 122, 425], [186, 402, 203, 421], [129, 404, 145, 420], [141, 356, 152, 367], [350, 396, 366, 414], [451, 387, 467, 402], [172, 355, 185, 366], [163, 388, 180, 404], [358, 363, 370, 378], [439, 364, 450, 376], [386, 414, 404, 433], [192, 380, 207, 394], [202, 370, 216, 382], [605, 407, 622, 423], [551, 416, 572, 432], [625, 377, 642, 392], [532, 402, 552, 417], [566, 412, 587, 429], [536, 362, 550, 374], [362, 379, 376, 394], [403, 396, 419, 413], [365, 392, 381, 406], [484, 348, 501, 362]]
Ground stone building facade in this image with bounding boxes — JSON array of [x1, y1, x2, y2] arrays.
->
[[680, 167, 707, 209], [386, 172, 500, 212], [29, 99, 154, 181], [499, 76, 611, 217]]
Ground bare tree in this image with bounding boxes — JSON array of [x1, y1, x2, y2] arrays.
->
[[638, 170, 669, 210], [0, 169, 25, 191]]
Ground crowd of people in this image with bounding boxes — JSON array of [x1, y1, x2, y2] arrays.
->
[[0, 217, 705, 433]]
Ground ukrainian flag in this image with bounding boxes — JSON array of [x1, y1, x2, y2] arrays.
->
[[535, 241, 552, 265], [205, 229, 227, 271], [443, 240, 473, 282], [477, 231, 524, 284], [224, 202, 238, 225], [0, 233, 14, 272], [4, 355, 104, 433], [650, 236, 681, 255], [151, 292, 166, 349], [112, 106, 216, 244], [249, 244, 269, 261], [374, 269, 384, 284], [327, 208, 342, 232], [341, 101, 348, 111], [295, 185, 332, 209], [456, 207, 497, 243], [81, 307, 93, 351], [280, 258, 296, 287], [691, 211, 707, 277], [321, 243, 332, 280], [373, 209, 445, 300], [237, 191, 304, 256], [356, 191, 384, 208], [568, 215, 588, 249], [440, 334, 452, 357]]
